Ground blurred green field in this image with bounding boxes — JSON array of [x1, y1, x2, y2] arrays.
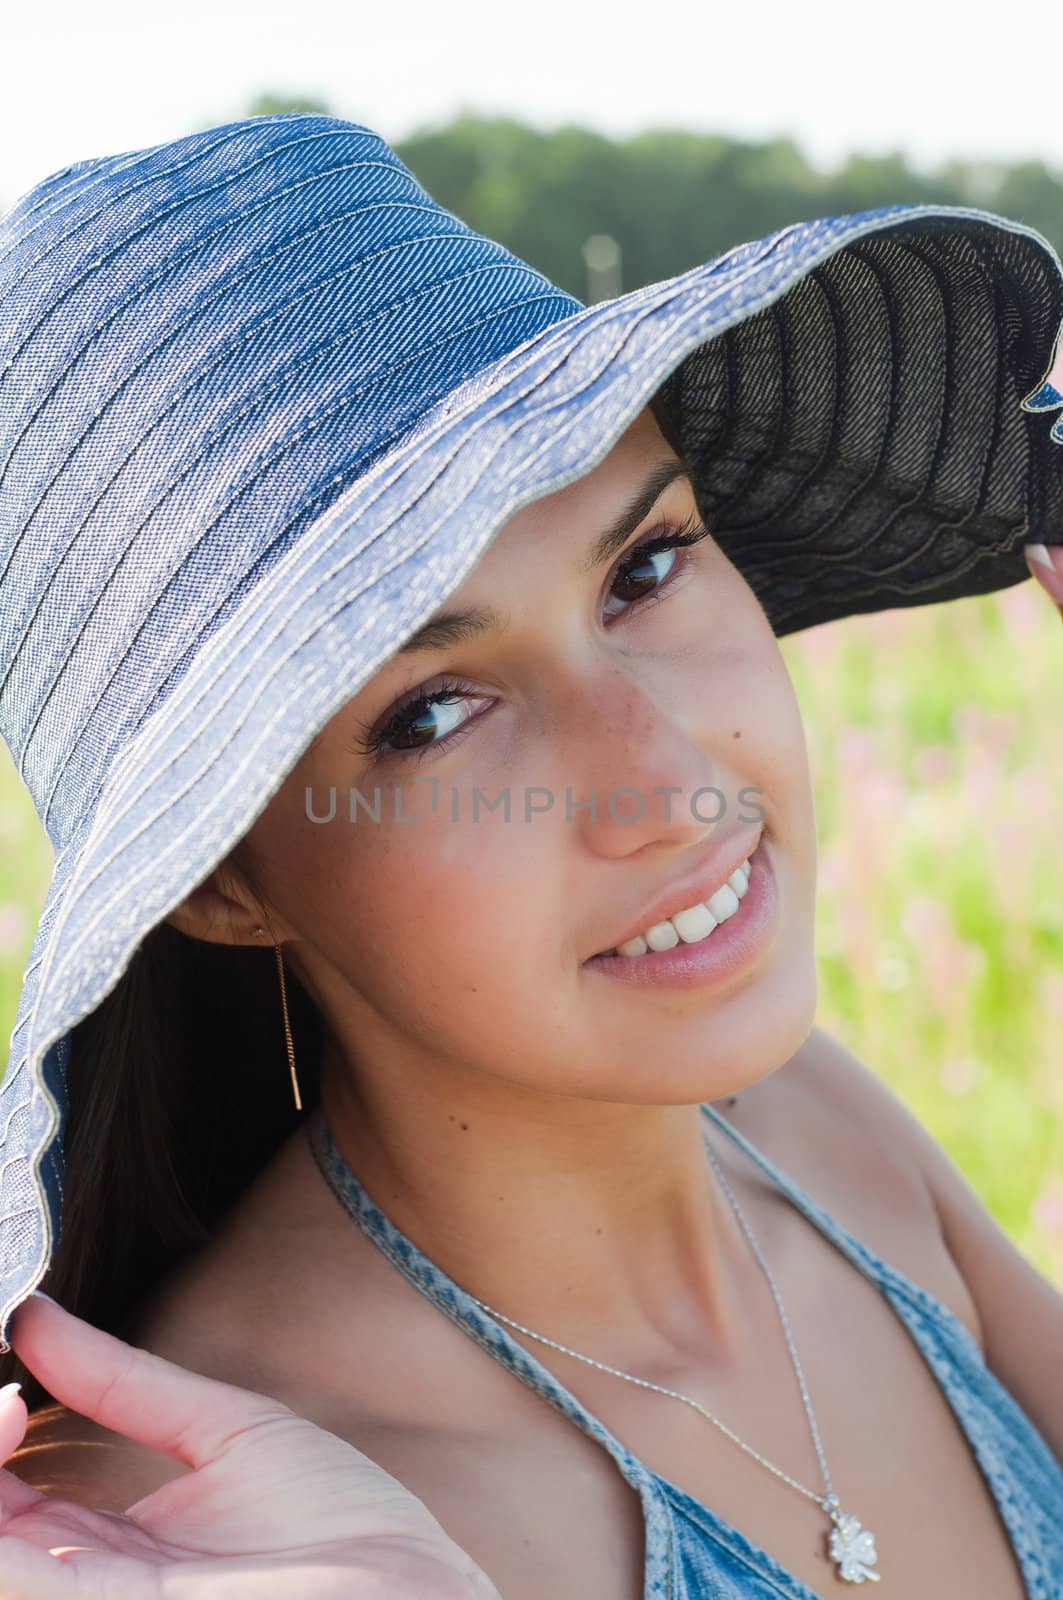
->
[[1, 574, 1061, 1287]]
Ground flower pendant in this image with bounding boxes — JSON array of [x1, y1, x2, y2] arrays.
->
[[825, 1503, 881, 1584]]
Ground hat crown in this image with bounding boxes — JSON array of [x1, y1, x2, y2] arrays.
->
[[0, 113, 581, 850]]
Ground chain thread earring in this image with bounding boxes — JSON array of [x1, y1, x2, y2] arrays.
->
[[253, 924, 303, 1112]]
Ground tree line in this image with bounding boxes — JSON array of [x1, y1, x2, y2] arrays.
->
[[244, 92, 1063, 303]]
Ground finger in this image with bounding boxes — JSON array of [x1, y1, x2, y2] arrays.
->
[[0, 1466, 44, 1523], [0, 1534, 74, 1598], [2, 1540, 167, 1600], [1024, 542, 1063, 608], [0, 1384, 41, 1523], [10, 1296, 298, 1473], [0, 1384, 27, 1466]]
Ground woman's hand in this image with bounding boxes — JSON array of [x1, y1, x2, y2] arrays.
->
[[1024, 542, 1063, 612], [0, 1294, 502, 1599]]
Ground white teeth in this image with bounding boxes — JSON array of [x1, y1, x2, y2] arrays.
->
[[670, 902, 718, 943], [644, 920, 680, 952], [706, 882, 740, 922], [613, 852, 753, 958]]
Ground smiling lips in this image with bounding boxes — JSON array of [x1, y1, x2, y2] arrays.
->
[[593, 830, 763, 959]]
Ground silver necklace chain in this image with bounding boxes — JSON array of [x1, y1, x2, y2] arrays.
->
[[466, 1123, 883, 1584]]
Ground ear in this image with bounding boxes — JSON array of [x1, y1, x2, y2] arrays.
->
[[164, 864, 268, 948]]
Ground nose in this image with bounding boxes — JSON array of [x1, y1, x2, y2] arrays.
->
[[554, 668, 729, 857]]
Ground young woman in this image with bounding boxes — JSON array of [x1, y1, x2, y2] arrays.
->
[[0, 112, 1061, 1600]]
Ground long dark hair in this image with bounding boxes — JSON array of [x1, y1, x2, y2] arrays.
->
[[0, 385, 687, 1412], [0, 922, 323, 1410]]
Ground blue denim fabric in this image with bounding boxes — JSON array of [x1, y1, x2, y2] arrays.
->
[[308, 1100, 1063, 1600]]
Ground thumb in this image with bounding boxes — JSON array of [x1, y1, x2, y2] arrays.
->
[[9, 1295, 299, 1472], [1024, 543, 1063, 609], [0, 1381, 27, 1465]]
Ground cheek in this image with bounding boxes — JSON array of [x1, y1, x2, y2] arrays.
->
[[308, 803, 564, 1029], [686, 615, 812, 797], [745, 666, 817, 884], [680, 600, 818, 889]]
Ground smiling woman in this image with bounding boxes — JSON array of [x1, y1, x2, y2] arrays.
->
[[0, 112, 1062, 1600]]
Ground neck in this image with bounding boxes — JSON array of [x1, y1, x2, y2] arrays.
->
[[315, 1039, 752, 1372]]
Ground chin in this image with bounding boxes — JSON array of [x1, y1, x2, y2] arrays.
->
[[555, 970, 819, 1108]]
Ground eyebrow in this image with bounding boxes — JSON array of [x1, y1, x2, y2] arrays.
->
[[394, 456, 695, 655]]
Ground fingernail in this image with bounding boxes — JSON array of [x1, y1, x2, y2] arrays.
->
[[1024, 542, 1061, 572], [0, 1381, 22, 1402], [1024, 542, 1063, 600]]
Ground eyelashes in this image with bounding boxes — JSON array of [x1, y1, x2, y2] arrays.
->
[[604, 510, 711, 616], [349, 512, 713, 762], [351, 673, 474, 763]]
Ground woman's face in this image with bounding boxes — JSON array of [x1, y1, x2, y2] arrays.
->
[[223, 404, 819, 1106]]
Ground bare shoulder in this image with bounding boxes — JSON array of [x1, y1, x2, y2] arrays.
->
[[719, 1024, 987, 1344], [726, 1026, 1063, 1465], [10, 1399, 189, 1511], [781, 1024, 974, 1207], [726, 1022, 948, 1208], [782, 1027, 1063, 1456], [797, 1030, 1063, 1465]]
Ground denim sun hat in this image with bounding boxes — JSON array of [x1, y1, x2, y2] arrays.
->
[[3, 110, 1063, 1349]]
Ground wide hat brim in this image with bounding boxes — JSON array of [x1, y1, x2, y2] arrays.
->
[[3, 196, 1063, 1348]]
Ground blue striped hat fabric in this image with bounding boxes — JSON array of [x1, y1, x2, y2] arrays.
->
[[2, 111, 1063, 1346]]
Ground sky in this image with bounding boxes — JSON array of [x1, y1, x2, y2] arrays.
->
[[1, 0, 1061, 214]]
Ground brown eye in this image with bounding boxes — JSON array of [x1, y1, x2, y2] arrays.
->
[[603, 513, 713, 623], [380, 689, 469, 753], [352, 676, 491, 762], [611, 544, 679, 604]]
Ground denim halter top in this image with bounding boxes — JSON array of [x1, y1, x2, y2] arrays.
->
[[306, 1101, 1063, 1600]]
